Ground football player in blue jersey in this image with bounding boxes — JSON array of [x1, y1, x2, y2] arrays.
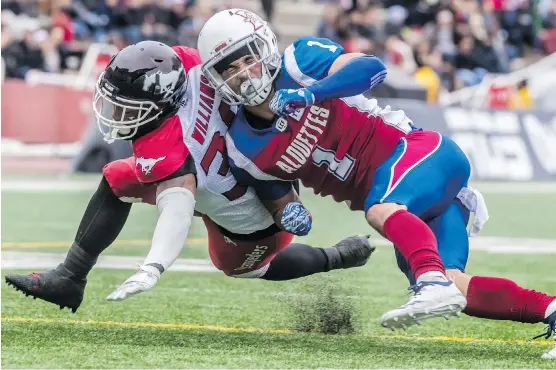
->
[[195, 9, 556, 356]]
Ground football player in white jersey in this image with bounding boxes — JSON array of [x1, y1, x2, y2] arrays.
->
[[4, 41, 374, 312]]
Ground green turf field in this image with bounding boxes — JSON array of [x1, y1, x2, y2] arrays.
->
[[2, 176, 556, 368]]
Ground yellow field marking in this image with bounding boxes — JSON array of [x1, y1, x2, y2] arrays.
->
[[1, 238, 208, 249], [1, 316, 289, 334], [2, 316, 553, 346], [378, 333, 553, 346]]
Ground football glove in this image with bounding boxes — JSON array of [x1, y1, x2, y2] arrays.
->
[[106, 264, 160, 301], [269, 88, 315, 116], [281, 202, 312, 236]]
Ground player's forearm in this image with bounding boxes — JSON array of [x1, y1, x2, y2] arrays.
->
[[306, 56, 387, 103], [143, 187, 196, 273]]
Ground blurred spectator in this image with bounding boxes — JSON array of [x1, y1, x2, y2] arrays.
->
[[454, 36, 489, 86], [509, 79, 534, 109], [260, 0, 275, 24], [2, 26, 47, 78], [385, 34, 417, 74], [539, 0, 556, 53], [178, 5, 214, 48], [317, 3, 343, 43]]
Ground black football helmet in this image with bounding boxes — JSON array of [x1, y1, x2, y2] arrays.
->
[[93, 41, 187, 142]]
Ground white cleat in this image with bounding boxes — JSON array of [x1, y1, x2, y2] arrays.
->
[[541, 331, 556, 360], [542, 344, 556, 360], [537, 311, 555, 359], [381, 280, 467, 330]]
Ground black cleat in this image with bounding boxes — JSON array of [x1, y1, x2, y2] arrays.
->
[[333, 235, 376, 269], [536, 311, 556, 359], [5, 264, 86, 313]]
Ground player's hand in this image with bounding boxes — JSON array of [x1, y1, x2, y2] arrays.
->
[[269, 88, 315, 116], [106, 265, 161, 301], [281, 202, 312, 236]]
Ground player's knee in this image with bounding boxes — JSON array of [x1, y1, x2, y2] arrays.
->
[[103, 157, 155, 204], [446, 268, 472, 296], [103, 158, 135, 194], [365, 202, 407, 232]]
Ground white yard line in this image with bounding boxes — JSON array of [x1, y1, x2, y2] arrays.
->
[[2, 236, 555, 273], [1, 251, 218, 272], [1, 180, 99, 192], [372, 236, 556, 253]]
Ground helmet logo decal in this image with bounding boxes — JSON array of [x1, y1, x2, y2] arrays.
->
[[142, 66, 184, 99], [214, 41, 229, 53], [232, 9, 264, 31], [136, 156, 166, 175]]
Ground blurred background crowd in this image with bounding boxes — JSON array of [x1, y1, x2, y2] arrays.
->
[[1, 0, 555, 102], [1, 0, 205, 79], [317, 0, 556, 105], [1, 0, 554, 176]]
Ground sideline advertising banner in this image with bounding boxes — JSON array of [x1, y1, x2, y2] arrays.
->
[[397, 103, 556, 181]]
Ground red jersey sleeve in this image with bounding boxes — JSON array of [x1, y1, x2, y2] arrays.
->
[[172, 46, 201, 72], [132, 115, 190, 184]]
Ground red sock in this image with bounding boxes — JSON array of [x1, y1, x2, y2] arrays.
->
[[464, 276, 555, 323], [383, 210, 445, 278]]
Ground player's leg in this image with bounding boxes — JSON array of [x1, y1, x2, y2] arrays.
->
[[392, 200, 471, 286], [438, 204, 555, 342], [400, 199, 556, 357], [4, 157, 155, 312], [202, 216, 374, 279], [433, 200, 556, 358], [456, 270, 556, 352], [364, 131, 470, 329], [263, 235, 374, 280]]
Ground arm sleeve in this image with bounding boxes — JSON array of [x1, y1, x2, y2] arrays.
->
[[143, 187, 196, 272], [306, 55, 387, 103]]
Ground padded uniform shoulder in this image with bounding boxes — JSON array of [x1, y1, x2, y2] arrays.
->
[[282, 36, 344, 85], [172, 46, 202, 72]]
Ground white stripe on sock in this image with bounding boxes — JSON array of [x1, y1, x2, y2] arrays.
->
[[546, 299, 556, 319]]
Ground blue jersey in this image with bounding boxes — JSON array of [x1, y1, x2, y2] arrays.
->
[[228, 38, 475, 287], [226, 36, 412, 209]]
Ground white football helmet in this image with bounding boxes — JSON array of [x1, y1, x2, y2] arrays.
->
[[197, 8, 281, 106]]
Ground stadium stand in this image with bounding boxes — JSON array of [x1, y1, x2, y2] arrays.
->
[[1, 0, 555, 173]]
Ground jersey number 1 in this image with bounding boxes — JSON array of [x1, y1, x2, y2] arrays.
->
[[312, 146, 355, 181], [306, 40, 338, 53]]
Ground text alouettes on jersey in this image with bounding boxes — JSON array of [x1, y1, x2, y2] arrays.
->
[[133, 45, 275, 235], [226, 36, 414, 211]]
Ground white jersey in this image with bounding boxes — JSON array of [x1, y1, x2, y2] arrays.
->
[[177, 65, 275, 234]]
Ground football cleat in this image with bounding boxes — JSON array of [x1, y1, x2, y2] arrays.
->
[[534, 311, 556, 360], [333, 235, 376, 269], [381, 280, 467, 330], [5, 264, 86, 313]]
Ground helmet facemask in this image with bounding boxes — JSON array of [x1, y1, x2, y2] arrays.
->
[[202, 32, 280, 106], [93, 72, 168, 143]]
